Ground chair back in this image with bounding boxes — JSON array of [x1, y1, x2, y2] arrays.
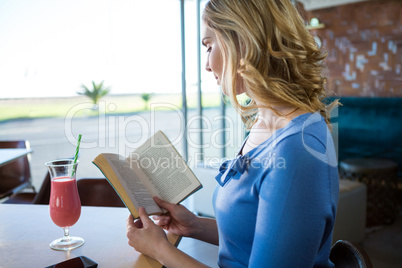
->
[[32, 172, 51, 204], [4, 171, 51, 204], [0, 140, 34, 199], [77, 178, 125, 207], [330, 240, 373, 268]]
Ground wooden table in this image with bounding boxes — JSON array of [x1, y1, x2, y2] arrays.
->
[[0, 148, 32, 167], [0, 204, 219, 268]]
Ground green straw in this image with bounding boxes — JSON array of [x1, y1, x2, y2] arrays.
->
[[71, 134, 82, 178]]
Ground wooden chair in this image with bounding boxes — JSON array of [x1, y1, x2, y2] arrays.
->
[[0, 140, 36, 199], [4, 172, 51, 204], [330, 240, 373, 268], [6, 176, 124, 207], [77, 178, 125, 207]]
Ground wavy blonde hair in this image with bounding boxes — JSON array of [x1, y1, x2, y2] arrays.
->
[[203, 0, 338, 129]]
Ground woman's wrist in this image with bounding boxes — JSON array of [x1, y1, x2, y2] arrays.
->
[[157, 239, 209, 268], [156, 239, 178, 265], [189, 217, 219, 245], [186, 214, 205, 238]]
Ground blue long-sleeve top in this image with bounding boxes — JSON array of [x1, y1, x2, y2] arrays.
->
[[213, 112, 339, 268]]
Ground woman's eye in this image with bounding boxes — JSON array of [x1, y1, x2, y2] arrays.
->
[[206, 47, 212, 53]]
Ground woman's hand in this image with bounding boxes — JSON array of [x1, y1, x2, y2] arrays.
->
[[152, 196, 200, 238], [126, 207, 171, 260], [127, 206, 210, 268]]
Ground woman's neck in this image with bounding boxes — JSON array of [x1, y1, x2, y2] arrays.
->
[[255, 103, 303, 130], [240, 103, 307, 156]]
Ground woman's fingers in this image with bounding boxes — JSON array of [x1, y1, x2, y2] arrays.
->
[[153, 217, 171, 227], [153, 215, 171, 222], [153, 214, 170, 220], [127, 214, 136, 228], [127, 209, 151, 230], [126, 214, 138, 247]]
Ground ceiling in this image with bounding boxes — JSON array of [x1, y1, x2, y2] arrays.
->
[[297, 0, 367, 10]]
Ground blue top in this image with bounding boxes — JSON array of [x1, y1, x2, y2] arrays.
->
[[213, 112, 339, 268]]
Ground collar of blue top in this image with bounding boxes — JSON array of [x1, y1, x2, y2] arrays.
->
[[215, 155, 250, 186]]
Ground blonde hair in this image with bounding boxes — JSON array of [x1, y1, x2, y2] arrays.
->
[[203, 0, 338, 129]]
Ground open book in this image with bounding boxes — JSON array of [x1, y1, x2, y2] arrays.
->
[[92, 130, 202, 219]]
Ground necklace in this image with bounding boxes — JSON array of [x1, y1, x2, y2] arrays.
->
[[283, 107, 299, 117]]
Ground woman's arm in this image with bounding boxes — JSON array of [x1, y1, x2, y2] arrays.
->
[[127, 208, 209, 268], [153, 197, 219, 245], [190, 217, 219, 245], [152, 238, 210, 268]]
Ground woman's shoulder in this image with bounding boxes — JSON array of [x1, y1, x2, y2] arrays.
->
[[244, 112, 333, 162], [248, 112, 333, 164], [272, 112, 337, 168], [279, 112, 330, 148]]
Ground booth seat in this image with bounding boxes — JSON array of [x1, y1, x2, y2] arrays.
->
[[332, 179, 367, 243], [328, 97, 401, 226], [327, 97, 402, 178]]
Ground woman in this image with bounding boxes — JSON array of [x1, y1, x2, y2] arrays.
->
[[126, 0, 339, 267]]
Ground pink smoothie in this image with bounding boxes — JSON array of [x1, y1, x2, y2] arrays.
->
[[49, 177, 81, 228]]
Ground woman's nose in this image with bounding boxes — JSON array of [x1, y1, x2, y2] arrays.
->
[[205, 62, 212, 72]]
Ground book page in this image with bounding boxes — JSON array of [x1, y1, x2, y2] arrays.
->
[[130, 131, 201, 204], [102, 154, 162, 215]]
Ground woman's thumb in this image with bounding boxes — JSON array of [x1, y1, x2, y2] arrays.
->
[[138, 207, 152, 227], [154, 196, 174, 211]]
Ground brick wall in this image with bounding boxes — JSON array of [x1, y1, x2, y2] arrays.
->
[[306, 0, 402, 97]]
